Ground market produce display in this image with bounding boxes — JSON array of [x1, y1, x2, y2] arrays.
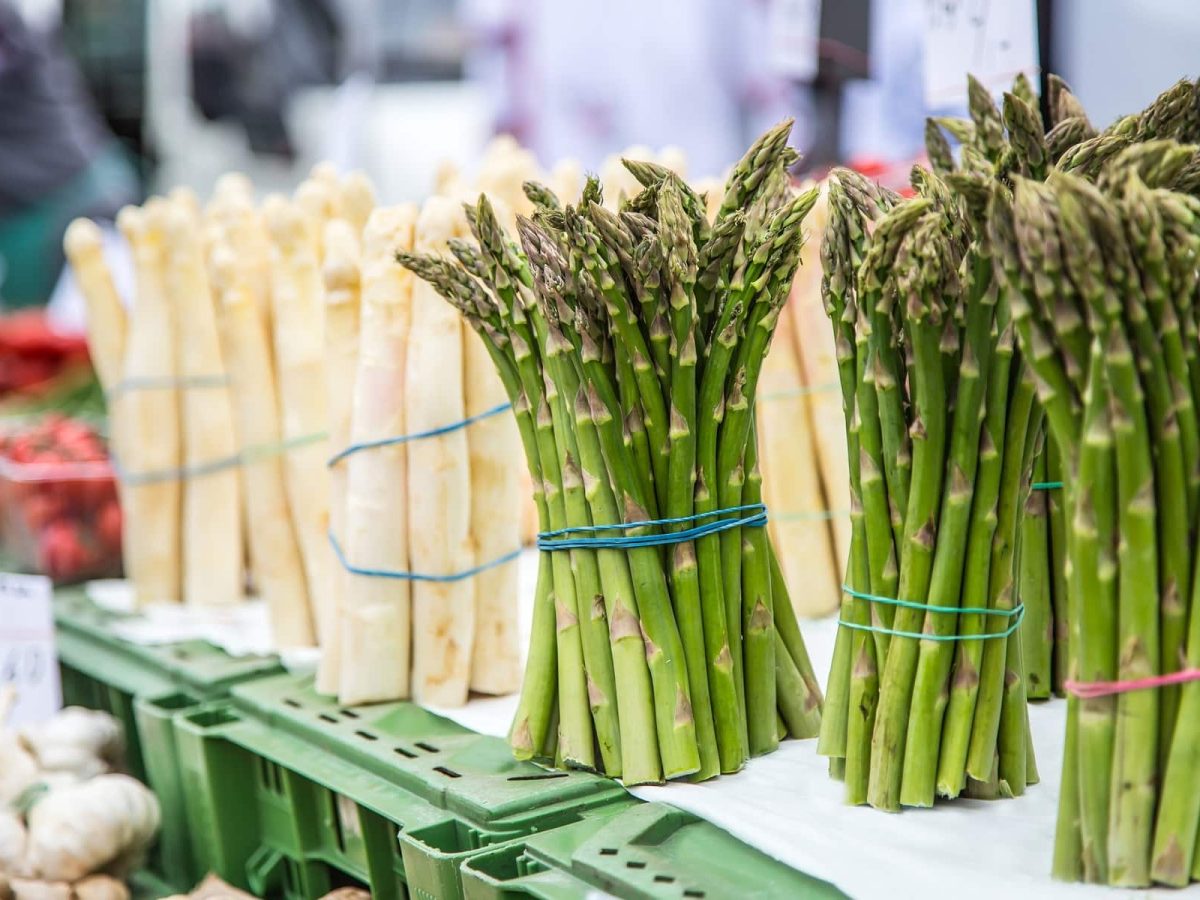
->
[[0, 417, 120, 584], [0, 695, 159, 899], [400, 121, 824, 783]]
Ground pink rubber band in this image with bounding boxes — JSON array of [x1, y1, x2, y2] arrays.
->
[[1065, 668, 1200, 699]]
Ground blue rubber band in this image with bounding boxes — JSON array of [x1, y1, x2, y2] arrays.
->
[[328, 531, 521, 583], [1031, 480, 1064, 490], [537, 504, 767, 551], [113, 431, 328, 485], [837, 585, 1025, 642], [327, 402, 512, 468]]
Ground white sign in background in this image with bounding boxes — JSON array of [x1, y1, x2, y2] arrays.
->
[[923, 0, 1040, 108], [0, 572, 61, 726], [767, 0, 823, 82]]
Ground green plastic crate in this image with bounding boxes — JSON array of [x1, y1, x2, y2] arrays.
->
[[52, 587, 283, 891], [173, 673, 633, 900], [460, 801, 845, 900]]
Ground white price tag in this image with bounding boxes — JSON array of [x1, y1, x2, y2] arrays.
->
[[0, 572, 61, 726], [767, 0, 823, 81], [922, 0, 1039, 108]]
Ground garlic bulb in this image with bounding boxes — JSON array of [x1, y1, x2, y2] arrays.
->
[[19, 710, 123, 780], [24, 776, 159, 882], [0, 810, 28, 878]]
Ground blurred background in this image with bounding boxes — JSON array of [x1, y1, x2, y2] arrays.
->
[[0, 0, 1197, 310]]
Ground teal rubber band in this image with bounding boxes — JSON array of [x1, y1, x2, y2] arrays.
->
[[1031, 480, 1064, 490], [328, 531, 521, 583], [107, 374, 228, 397], [759, 381, 841, 402], [838, 585, 1025, 642], [327, 402, 512, 468], [115, 431, 328, 485], [537, 504, 766, 551]]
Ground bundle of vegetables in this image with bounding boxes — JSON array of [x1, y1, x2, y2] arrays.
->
[[399, 121, 824, 783], [0, 416, 121, 584], [920, 75, 1200, 708], [987, 127, 1200, 885], [817, 128, 1050, 806], [0, 698, 159, 899]]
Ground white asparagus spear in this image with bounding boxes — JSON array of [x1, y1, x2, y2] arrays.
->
[[62, 219, 134, 582], [210, 244, 315, 647], [115, 202, 181, 606], [337, 205, 419, 705], [757, 296, 839, 618], [164, 201, 243, 607], [785, 186, 851, 580], [62, 220, 126, 395], [657, 145, 688, 178], [316, 219, 362, 696], [339, 171, 376, 235], [407, 196, 475, 706], [463, 322, 522, 694], [213, 172, 254, 207], [549, 159, 583, 205], [476, 137, 539, 227], [263, 196, 336, 646], [295, 179, 341, 260]]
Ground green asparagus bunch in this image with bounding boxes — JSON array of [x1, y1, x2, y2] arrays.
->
[[398, 122, 823, 783], [817, 160, 1040, 810], [992, 135, 1200, 886]]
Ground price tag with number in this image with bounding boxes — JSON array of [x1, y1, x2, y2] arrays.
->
[[0, 572, 61, 726], [923, 0, 1039, 107]]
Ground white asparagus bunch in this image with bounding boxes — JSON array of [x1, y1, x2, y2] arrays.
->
[[406, 197, 476, 706], [211, 242, 315, 648], [336, 205, 418, 705], [114, 202, 181, 605], [164, 199, 243, 607], [264, 197, 336, 646]]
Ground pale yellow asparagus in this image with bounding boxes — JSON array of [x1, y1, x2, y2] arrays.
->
[[477, 136, 539, 227], [337, 205, 419, 704], [407, 196, 476, 706], [206, 196, 274, 352], [657, 145, 688, 178], [115, 202, 181, 606], [463, 324, 522, 694], [63, 219, 133, 581], [549, 159, 583, 205], [339, 171, 376, 235], [757, 294, 839, 617], [692, 175, 726, 223], [785, 186, 850, 576], [213, 172, 254, 207], [263, 196, 335, 647], [62, 220, 126, 394], [163, 201, 243, 607], [294, 180, 340, 261], [210, 244, 315, 648], [316, 219, 362, 696]]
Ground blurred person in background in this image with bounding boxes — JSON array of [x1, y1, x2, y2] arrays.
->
[[462, 0, 799, 180], [0, 1, 137, 309]]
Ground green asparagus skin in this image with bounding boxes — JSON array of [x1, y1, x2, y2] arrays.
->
[[1020, 448, 1053, 700]]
